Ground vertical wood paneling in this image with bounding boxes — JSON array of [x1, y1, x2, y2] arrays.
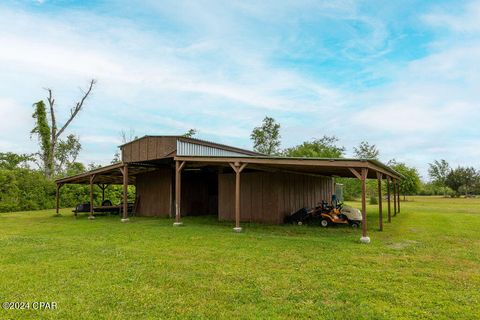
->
[[121, 137, 179, 163], [156, 138, 165, 159], [122, 144, 132, 162], [251, 173, 262, 222], [147, 137, 157, 160], [242, 174, 252, 221], [290, 174, 296, 213], [136, 167, 172, 217], [218, 171, 334, 224], [218, 174, 235, 221], [139, 139, 148, 160], [131, 142, 140, 162]]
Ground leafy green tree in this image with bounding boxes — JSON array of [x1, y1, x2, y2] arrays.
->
[[284, 136, 350, 200], [428, 159, 450, 197], [388, 160, 421, 199], [31, 100, 53, 176], [446, 166, 478, 197], [0, 152, 33, 170], [0, 169, 20, 212], [15, 169, 56, 210], [338, 178, 361, 201], [352, 141, 380, 199], [183, 129, 198, 138], [445, 168, 464, 196], [0, 151, 137, 213], [251, 116, 281, 155], [461, 167, 478, 196], [31, 80, 96, 179], [419, 181, 453, 196], [55, 134, 82, 175], [353, 141, 379, 159], [283, 136, 345, 158]]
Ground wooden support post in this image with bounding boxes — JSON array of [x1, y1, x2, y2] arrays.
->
[[360, 168, 369, 243], [174, 161, 186, 226], [88, 175, 95, 220], [393, 179, 397, 217], [121, 164, 129, 222], [55, 183, 62, 216], [350, 167, 370, 243], [229, 162, 247, 232], [397, 181, 401, 213], [387, 176, 391, 223], [377, 172, 383, 231]]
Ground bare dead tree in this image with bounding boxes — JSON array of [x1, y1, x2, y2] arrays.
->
[[55, 79, 96, 138], [32, 79, 96, 178]]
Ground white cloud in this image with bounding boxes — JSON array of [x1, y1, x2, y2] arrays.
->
[[0, 98, 36, 152], [423, 0, 480, 33], [0, 1, 479, 177]]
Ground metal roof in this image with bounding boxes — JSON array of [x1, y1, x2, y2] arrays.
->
[[173, 155, 403, 180], [119, 135, 261, 156], [176, 140, 255, 157]]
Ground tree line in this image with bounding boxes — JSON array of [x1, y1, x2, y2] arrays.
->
[[0, 92, 478, 213], [428, 160, 480, 197], [250, 116, 422, 201], [250, 116, 480, 199]]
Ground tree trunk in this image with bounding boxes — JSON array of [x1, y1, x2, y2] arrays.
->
[[38, 79, 95, 179], [47, 138, 56, 179], [46, 88, 57, 180]]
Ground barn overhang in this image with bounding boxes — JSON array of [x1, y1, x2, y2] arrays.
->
[[171, 155, 402, 240], [171, 155, 402, 180], [54, 162, 159, 185]]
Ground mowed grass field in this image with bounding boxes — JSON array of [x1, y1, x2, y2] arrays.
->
[[0, 197, 479, 319]]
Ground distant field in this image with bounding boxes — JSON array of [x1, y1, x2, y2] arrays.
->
[[0, 196, 479, 319]]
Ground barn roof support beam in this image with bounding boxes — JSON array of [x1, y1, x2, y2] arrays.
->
[[350, 168, 370, 243], [387, 176, 392, 223], [377, 172, 383, 231], [97, 183, 109, 204], [229, 162, 247, 232], [397, 180, 401, 213], [174, 161, 186, 226], [55, 183, 63, 217], [88, 174, 96, 220], [393, 179, 398, 217], [120, 165, 130, 222]]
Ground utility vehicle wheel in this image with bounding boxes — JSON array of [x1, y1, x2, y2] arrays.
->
[[350, 222, 360, 228], [320, 219, 329, 227], [297, 221, 303, 226]]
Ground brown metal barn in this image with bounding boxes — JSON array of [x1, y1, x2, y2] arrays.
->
[[55, 136, 402, 241]]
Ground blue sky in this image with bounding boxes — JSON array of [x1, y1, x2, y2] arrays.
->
[[1, 0, 479, 178]]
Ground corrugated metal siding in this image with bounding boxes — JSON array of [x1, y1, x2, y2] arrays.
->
[[177, 140, 252, 157]]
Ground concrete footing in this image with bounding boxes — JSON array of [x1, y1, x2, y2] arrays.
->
[[360, 236, 371, 244], [173, 222, 183, 226], [233, 227, 243, 233], [88, 215, 95, 220], [121, 218, 130, 223]]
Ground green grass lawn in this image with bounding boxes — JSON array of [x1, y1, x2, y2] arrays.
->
[[0, 196, 479, 319]]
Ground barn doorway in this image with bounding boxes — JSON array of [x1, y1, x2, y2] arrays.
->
[[180, 167, 218, 216]]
